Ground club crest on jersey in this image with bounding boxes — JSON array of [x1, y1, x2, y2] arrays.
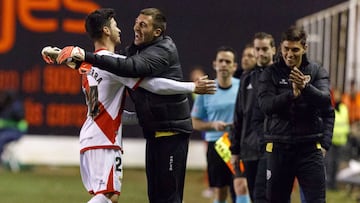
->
[[304, 75, 311, 83], [279, 78, 288, 85]]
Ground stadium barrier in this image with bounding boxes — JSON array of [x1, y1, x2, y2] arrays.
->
[[1, 135, 207, 170]]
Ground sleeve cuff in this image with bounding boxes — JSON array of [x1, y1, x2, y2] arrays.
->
[[84, 52, 96, 64]]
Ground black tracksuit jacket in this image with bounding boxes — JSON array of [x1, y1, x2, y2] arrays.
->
[[257, 56, 334, 150], [230, 65, 265, 160]]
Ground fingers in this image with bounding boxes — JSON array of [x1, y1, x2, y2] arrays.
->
[[198, 75, 208, 80], [78, 62, 92, 74], [204, 80, 217, 94], [289, 67, 304, 80], [194, 76, 217, 95], [206, 87, 217, 94], [42, 55, 54, 64], [292, 82, 301, 98], [289, 72, 303, 81], [57, 46, 74, 64], [194, 86, 216, 94], [197, 75, 211, 85], [212, 121, 227, 131], [205, 80, 216, 87], [196, 78, 216, 90], [41, 46, 61, 64], [289, 67, 307, 90]]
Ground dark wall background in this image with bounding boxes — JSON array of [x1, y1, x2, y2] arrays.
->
[[106, 0, 347, 78], [0, 0, 347, 136]]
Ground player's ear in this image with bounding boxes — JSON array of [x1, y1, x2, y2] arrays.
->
[[153, 28, 162, 37], [103, 26, 110, 36], [303, 43, 308, 54]]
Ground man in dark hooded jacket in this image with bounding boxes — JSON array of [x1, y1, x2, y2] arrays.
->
[[257, 26, 334, 203]]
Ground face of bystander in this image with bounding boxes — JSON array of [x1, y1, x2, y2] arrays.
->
[[241, 47, 256, 72], [213, 51, 237, 79], [254, 38, 275, 67], [280, 40, 307, 69]]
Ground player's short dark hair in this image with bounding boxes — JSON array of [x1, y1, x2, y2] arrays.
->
[[243, 43, 254, 50], [216, 46, 238, 62], [85, 8, 116, 40], [253, 32, 275, 48], [140, 8, 167, 35], [281, 25, 307, 46]]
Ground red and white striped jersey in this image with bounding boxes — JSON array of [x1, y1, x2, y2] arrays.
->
[[79, 49, 140, 153]]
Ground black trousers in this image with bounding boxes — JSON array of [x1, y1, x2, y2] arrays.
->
[[243, 155, 267, 203], [266, 142, 325, 203], [145, 133, 190, 203]]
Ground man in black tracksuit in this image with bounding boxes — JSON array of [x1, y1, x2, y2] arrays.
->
[[63, 8, 192, 203], [257, 26, 334, 203], [230, 32, 276, 203]]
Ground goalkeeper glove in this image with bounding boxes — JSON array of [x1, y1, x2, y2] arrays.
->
[[57, 46, 85, 65], [41, 46, 61, 64], [78, 62, 92, 74], [41, 46, 90, 72]]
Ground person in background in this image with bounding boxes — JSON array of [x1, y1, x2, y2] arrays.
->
[[233, 59, 244, 79], [188, 65, 216, 198], [342, 80, 360, 159], [191, 46, 240, 203], [0, 90, 27, 167], [325, 88, 350, 190], [231, 32, 275, 203], [342, 80, 360, 125], [231, 43, 256, 203], [257, 25, 334, 203]]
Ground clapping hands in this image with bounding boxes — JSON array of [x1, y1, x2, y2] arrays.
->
[[289, 66, 308, 98]]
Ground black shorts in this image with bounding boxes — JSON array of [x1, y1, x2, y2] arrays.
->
[[207, 141, 233, 187]]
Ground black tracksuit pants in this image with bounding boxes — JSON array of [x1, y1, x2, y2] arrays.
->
[[243, 155, 267, 203], [145, 133, 190, 203], [266, 142, 326, 203]]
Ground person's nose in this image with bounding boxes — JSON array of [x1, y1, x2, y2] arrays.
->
[[259, 49, 265, 55], [286, 50, 294, 57]]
